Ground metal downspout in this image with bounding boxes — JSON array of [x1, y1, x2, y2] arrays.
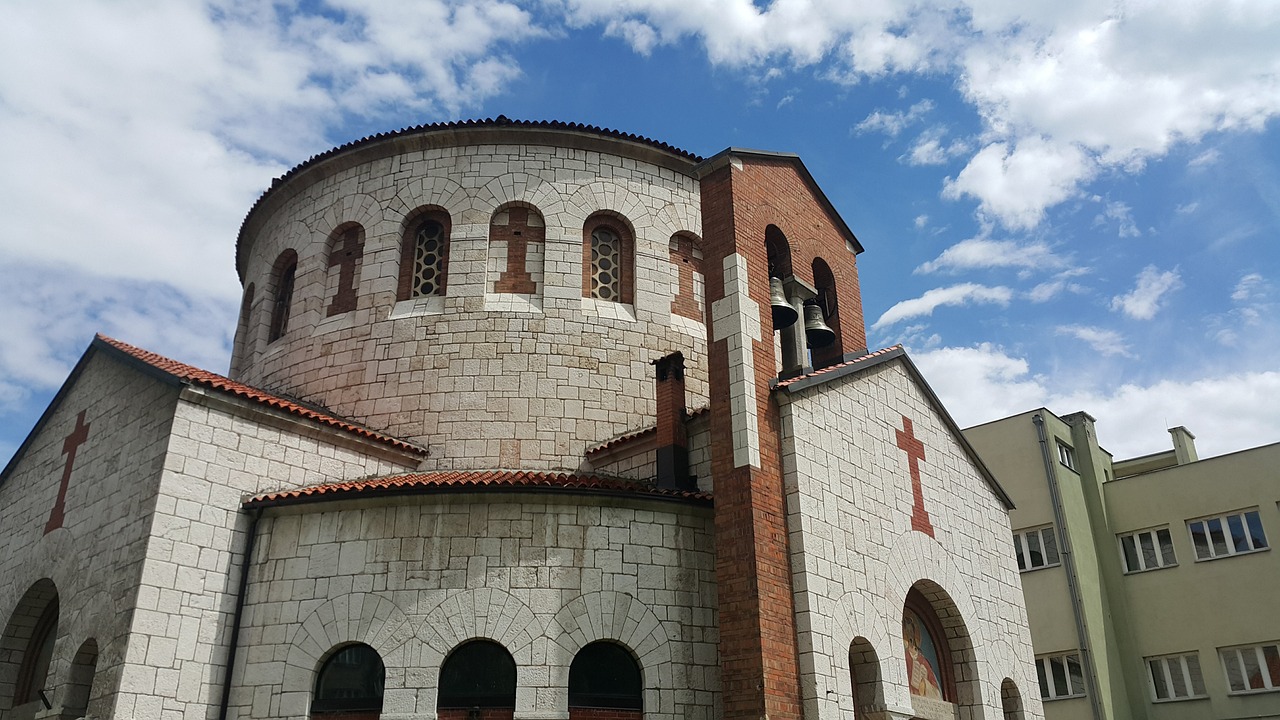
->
[[218, 507, 263, 720], [1033, 414, 1105, 720]]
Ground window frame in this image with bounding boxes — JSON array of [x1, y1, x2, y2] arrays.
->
[[1220, 642, 1280, 695], [1118, 526, 1178, 573], [311, 642, 385, 715], [582, 213, 634, 305], [1013, 525, 1061, 572], [268, 250, 298, 344], [1187, 508, 1269, 562], [1146, 652, 1207, 702], [1035, 651, 1087, 701], [397, 208, 451, 302], [1056, 441, 1077, 471]]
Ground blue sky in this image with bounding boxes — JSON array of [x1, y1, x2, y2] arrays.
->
[[1, 0, 1278, 465]]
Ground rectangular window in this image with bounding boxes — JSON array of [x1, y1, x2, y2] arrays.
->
[[1147, 653, 1206, 701], [1120, 527, 1177, 572], [1188, 509, 1268, 561], [1221, 643, 1280, 694], [1036, 652, 1086, 700], [1014, 525, 1061, 571], [1057, 442, 1076, 470]]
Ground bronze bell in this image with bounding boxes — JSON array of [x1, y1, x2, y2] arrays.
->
[[804, 303, 836, 348], [770, 277, 798, 330]]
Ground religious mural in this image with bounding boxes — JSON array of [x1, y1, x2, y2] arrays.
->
[[903, 609, 944, 700]]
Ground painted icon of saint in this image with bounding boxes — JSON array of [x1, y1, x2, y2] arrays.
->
[[903, 610, 944, 699]]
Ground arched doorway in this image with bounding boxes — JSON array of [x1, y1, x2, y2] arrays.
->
[[901, 582, 981, 715], [0, 579, 60, 713]]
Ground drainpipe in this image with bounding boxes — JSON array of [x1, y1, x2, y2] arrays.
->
[[1033, 414, 1105, 720], [218, 507, 263, 720]]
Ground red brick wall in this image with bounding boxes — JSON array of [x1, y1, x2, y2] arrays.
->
[[669, 233, 703, 320], [568, 708, 643, 720], [699, 153, 866, 720], [436, 709, 514, 720], [491, 205, 543, 294]]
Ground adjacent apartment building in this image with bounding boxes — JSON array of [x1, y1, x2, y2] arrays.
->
[[965, 409, 1280, 720]]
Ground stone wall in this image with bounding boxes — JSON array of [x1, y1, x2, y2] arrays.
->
[[225, 493, 719, 720], [779, 359, 1044, 720], [0, 353, 180, 719], [233, 140, 709, 473], [112, 388, 420, 719]]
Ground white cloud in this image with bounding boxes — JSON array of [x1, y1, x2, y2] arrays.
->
[[1110, 265, 1183, 320], [914, 214, 929, 229], [1189, 148, 1222, 168], [1056, 325, 1133, 358], [942, 138, 1095, 230], [1027, 270, 1091, 303], [1175, 201, 1199, 215], [872, 283, 1013, 329], [916, 238, 1065, 274], [559, 0, 1280, 229], [855, 99, 935, 137], [903, 127, 968, 166], [914, 343, 1280, 458], [1232, 273, 1266, 303], [1094, 200, 1141, 238]]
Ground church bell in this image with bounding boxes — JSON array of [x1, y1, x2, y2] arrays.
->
[[770, 277, 798, 329], [804, 303, 836, 348]]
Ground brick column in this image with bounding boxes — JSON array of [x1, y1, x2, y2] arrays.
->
[[698, 160, 802, 720], [653, 352, 690, 491]]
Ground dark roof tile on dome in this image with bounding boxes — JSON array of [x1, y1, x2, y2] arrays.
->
[[244, 469, 712, 508], [236, 116, 703, 277], [95, 335, 426, 456]]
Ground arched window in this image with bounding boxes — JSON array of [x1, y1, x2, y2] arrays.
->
[[268, 250, 298, 343], [848, 636, 883, 719], [311, 643, 384, 717], [583, 214, 633, 304], [569, 641, 642, 713], [903, 590, 954, 702], [398, 209, 451, 300], [1001, 677, 1025, 720], [437, 640, 516, 711], [230, 283, 255, 376]]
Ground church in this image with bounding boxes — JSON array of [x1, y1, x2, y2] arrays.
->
[[0, 117, 1041, 720]]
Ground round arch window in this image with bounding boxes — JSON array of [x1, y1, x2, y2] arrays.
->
[[437, 640, 516, 709], [312, 643, 385, 715], [568, 641, 642, 710]]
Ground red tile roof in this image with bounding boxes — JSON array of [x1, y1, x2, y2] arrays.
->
[[773, 345, 904, 389], [244, 469, 712, 508], [584, 406, 710, 457], [95, 335, 425, 456]]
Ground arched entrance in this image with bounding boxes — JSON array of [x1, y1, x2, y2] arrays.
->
[[0, 579, 60, 713]]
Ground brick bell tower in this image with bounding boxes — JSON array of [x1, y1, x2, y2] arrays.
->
[[696, 149, 865, 720]]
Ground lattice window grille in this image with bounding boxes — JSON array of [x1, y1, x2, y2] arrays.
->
[[412, 219, 445, 297], [591, 227, 621, 301]]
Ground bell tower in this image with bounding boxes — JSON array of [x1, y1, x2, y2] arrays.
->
[[696, 149, 864, 719]]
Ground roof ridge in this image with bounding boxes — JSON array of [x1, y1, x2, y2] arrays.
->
[[94, 334, 425, 455]]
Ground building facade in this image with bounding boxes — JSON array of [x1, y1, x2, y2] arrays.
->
[[964, 409, 1280, 720], [1, 118, 1041, 720]]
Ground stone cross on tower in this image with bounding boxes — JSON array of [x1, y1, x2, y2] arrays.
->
[[895, 415, 935, 537], [45, 409, 90, 534]]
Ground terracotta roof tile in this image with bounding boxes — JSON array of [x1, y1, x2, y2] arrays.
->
[[245, 469, 712, 508], [773, 346, 904, 390], [584, 405, 710, 457], [237, 116, 702, 279], [95, 335, 425, 455]]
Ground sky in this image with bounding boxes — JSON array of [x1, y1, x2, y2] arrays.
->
[[1, 0, 1278, 467]]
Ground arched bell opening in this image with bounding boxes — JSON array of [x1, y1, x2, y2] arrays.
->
[[809, 257, 844, 368]]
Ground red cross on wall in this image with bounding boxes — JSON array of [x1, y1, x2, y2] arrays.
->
[[895, 415, 935, 537], [45, 410, 90, 534]]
